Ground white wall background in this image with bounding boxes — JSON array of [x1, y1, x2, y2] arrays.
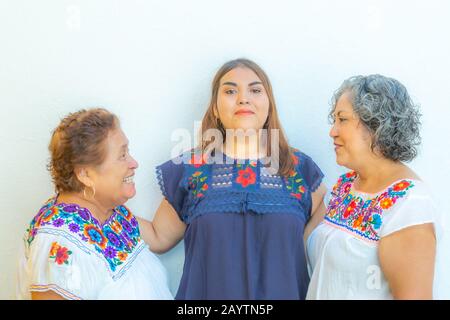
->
[[1, 0, 449, 299]]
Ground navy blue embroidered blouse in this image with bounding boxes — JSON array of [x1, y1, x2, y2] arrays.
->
[[156, 149, 324, 299]]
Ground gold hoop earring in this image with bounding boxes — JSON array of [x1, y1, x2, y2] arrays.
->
[[83, 186, 96, 200]]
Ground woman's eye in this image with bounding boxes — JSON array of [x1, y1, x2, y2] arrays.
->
[[339, 118, 347, 122], [251, 88, 262, 93], [225, 89, 236, 94]]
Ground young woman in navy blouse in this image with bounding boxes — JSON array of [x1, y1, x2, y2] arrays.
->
[[138, 58, 327, 299]]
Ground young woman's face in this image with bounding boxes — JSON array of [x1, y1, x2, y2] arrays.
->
[[215, 67, 270, 132], [329, 91, 374, 169]]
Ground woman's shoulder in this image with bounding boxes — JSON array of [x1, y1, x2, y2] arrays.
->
[[290, 147, 324, 192], [291, 147, 307, 160], [26, 197, 62, 243], [290, 148, 321, 167], [24, 197, 90, 253]]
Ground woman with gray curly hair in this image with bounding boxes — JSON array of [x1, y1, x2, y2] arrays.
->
[[305, 74, 439, 299]]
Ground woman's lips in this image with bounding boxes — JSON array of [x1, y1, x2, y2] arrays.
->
[[235, 110, 255, 116]]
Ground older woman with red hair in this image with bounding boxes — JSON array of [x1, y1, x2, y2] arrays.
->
[[17, 108, 172, 300]]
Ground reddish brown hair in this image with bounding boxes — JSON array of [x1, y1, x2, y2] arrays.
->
[[48, 108, 119, 193]]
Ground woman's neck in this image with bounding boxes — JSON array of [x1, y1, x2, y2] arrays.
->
[[353, 156, 416, 193], [57, 192, 113, 224], [223, 133, 267, 159]]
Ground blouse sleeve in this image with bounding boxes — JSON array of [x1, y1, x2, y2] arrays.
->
[[380, 185, 438, 238], [24, 233, 83, 300], [296, 151, 324, 193], [156, 157, 187, 219]]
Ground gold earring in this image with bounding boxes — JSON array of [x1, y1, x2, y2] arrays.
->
[[83, 186, 96, 200]]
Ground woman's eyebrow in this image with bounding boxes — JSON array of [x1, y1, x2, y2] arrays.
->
[[222, 81, 237, 87], [221, 81, 263, 87]]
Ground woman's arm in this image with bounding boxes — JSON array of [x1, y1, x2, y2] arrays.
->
[[379, 223, 436, 299], [304, 183, 327, 243], [31, 291, 66, 300], [137, 199, 186, 254]]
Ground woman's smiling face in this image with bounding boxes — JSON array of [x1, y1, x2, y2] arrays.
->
[[87, 127, 139, 208]]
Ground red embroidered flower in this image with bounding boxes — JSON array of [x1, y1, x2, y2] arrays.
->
[[49, 242, 72, 265], [55, 247, 71, 265], [190, 153, 207, 168], [291, 193, 302, 200], [343, 200, 357, 219], [345, 171, 357, 179], [236, 167, 256, 188], [393, 181, 411, 192]]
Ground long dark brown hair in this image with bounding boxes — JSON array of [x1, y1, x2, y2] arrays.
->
[[199, 58, 295, 177]]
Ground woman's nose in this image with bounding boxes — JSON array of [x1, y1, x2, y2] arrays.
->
[[329, 124, 338, 138], [129, 155, 139, 169], [238, 92, 250, 105]]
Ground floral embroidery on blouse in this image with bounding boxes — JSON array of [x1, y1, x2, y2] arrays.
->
[[49, 241, 72, 265], [285, 170, 306, 200], [27, 199, 141, 272], [183, 149, 309, 200], [187, 151, 209, 198], [236, 161, 257, 188], [325, 171, 414, 242], [284, 153, 305, 200], [188, 170, 209, 198]]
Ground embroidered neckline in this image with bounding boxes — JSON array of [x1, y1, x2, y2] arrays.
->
[[324, 171, 415, 243], [351, 175, 421, 198], [184, 149, 305, 197], [27, 197, 141, 273], [53, 200, 118, 228]]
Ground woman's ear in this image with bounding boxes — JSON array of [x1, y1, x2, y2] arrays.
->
[[74, 166, 94, 188], [213, 104, 219, 119]]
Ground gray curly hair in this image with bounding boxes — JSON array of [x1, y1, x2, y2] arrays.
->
[[330, 74, 422, 162]]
